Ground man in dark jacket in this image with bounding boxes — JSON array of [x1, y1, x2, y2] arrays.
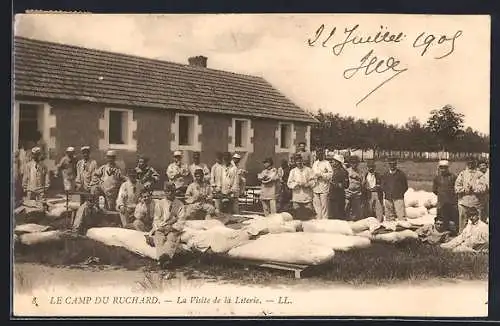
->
[[328, 153, 349, 219], [362, 159, 384, 221], [432, 160, 458, 235], [381, 157, 408, 221]]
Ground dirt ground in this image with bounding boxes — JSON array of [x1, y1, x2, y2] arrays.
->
[[13, 262, 488, 317]]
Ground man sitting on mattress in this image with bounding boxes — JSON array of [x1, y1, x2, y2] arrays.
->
[[184, 168, 217, 220], [440, 197, 488, 253], [72, 188, 102, 234], [145, 182, 186, 267]]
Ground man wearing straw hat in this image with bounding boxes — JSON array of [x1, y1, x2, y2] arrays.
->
[[166, 150, 191, 196], [22, 146, 50, 201], [55, 146, 78, 193], [92, 150, 125, 211], [76, 146, 98, 192], [432, 160, 458, 235]]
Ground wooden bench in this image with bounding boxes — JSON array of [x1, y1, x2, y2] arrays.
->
[[231, 258, 312, 279]]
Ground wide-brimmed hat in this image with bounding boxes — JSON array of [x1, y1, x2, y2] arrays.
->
[[459, 196, 480, 208], [332, 154, 344, 164]]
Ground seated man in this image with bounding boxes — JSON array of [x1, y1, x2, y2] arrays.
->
[[116, 168, 141, 228], [440, 198, 488, 253], [185, 168, 217, 220], [128, 189, 155, 231], [416, 219, 452, 245], [72, 189, 102, 234], [146, 182, 186, 267]]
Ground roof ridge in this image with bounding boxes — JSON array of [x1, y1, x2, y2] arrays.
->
[[14, 36, 266, 82]]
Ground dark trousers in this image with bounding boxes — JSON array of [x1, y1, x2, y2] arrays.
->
[[329, 188, 346, 220], [278, 185, 292, 213], [437, 202, 459, 234]]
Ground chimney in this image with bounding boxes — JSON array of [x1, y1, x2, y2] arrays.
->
[[188, 56, 208, 68]]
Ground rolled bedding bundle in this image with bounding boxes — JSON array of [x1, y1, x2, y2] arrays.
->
[[181, 226, 251, 254], [405, 206, 429, 219], [349, 217, 381, 233], [19, 230, 65, 246], [302, 219, 354, 236], [227, 233, 335, 265], [372, 229, 419, 244], [86, 227, 158, 260], [14, 223, 52, 234]]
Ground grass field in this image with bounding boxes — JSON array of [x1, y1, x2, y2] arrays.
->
[[14, 235, 488, 286]]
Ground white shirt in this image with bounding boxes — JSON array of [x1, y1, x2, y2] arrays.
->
[[312, 160, 333, 194], [366, 171, 377, 189], [287, 166, 315, 203]]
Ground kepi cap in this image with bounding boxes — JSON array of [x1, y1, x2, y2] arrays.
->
[[173, 150, 182, 157], [31, 147, 41, 154], [66, 146, 75, 152], [232, 153, 241, 159], [438, 160, 449, 167], [81, 146, 90, 152], [106, 150, 116, 157]]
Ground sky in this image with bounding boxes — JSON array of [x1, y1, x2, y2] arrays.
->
[[14, 14, 490, 134]]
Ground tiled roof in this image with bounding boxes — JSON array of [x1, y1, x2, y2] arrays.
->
[[14, 36, 317, 123]]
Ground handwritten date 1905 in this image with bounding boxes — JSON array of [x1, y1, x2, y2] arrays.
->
[[344, 49, 408, 106]]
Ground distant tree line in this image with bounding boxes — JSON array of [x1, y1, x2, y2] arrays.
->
[[310, 105, 489, 153]]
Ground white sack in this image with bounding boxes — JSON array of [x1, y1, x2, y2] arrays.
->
[[270, 233, 371, 251], [355, 230, 373, 238], [428, 207, 438, 216], [185, 226, 251, 254], [243, 218, 301, 236], [227, 234, 335, 265], [184, 219, 225, 230], [404, 188, 419, 207], [372, 229, 419, 244], [407, 214, 435, 227], [15, 223, 51, 234], [349, 217, 381, 233], [405, 206, 428, 219], [19, 230, 64, 246], [86, 227, 158, 260], [302, 219, 354, 235]]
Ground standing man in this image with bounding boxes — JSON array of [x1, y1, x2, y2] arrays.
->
[[135, 155, 160, 191], [345, 155, 364, 221], [93, 150, 124, 211], [362, 159, 384, 222], [189, 152, 211, 183], [147, 182, 186, 268], [295, 142, 312, 167], [210, 152, 224, 194], [218, 152, 240, 214], [166, 150, 191, 196], [185, 168, 216, 219], [328, 153, 349, 220], [277, 158, 293, 213], [455, 157, 483, 232], [257, 158, 279, 216], [232, 153, 247, 198], [116, 168, 141, 228], [432, 160, 459, 235], [22, 147, 50, 201], [287, 154, 315, 215], [311, 149, 333, 219], [55, 147, 77, 193], [381, 157, 408, 221], [476, 159, 489, 222], [76, 146, 98, 193]]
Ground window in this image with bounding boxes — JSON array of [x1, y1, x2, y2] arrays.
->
[[108, 110, 128, 145], [18, 103, 41, 144], [178, 114, 195, 146], [280, 123, 293, 149], [234, 119, 250, 149]]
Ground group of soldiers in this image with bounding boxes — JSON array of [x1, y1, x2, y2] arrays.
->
[[15, 141, 490, 263]]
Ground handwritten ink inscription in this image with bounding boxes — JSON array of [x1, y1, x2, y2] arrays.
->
[[307, 24, 463, 106]]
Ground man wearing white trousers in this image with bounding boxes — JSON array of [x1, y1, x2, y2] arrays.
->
[[312, 149, 333, 219]]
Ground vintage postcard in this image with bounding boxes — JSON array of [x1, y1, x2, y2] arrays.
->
[[12, 13, 490, 317]]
